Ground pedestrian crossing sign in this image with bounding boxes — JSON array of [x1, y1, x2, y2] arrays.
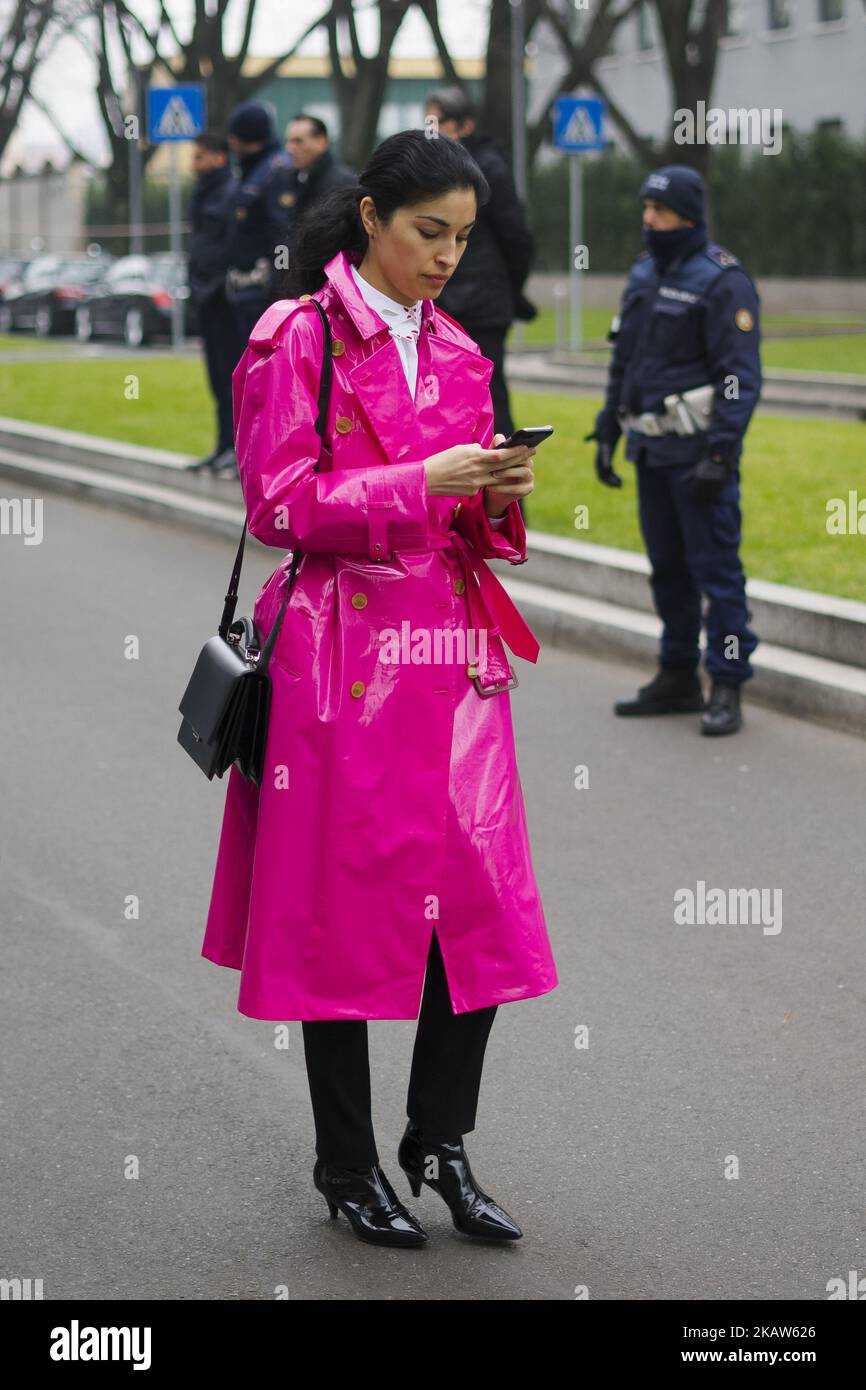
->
[[146, 85, 206, 143], [553, 97, 605, 151]]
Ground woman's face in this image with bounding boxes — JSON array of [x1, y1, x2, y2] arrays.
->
[[359, 188, 478, 305]]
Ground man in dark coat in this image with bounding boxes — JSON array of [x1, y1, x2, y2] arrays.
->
[[186, 132, 242, 473], [423, 86, 536, 441], [283, 114, 357, 236]]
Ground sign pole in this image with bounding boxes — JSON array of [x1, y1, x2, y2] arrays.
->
[[553, 95, 605, 356], [168, 142, 184, 350], [569, 152, 583, 352]]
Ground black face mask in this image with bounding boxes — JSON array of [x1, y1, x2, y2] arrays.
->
[[642, 221, 705, 271]]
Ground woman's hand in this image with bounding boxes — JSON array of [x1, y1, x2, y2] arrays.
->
[[423, 438, 536, 512], [483, 432, 536, 517]]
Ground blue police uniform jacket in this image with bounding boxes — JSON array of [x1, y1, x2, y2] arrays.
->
[[599, 229, 763, 467], [225, 140, 294, 295]]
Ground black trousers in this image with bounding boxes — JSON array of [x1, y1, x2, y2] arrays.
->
[[301, 929, 498, 1168], [460, 322, 515, 439], [197, 291, 244, 453], [460, 321, 527, 526]]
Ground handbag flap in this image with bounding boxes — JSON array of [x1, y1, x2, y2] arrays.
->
[[178, 635, 254, 741]]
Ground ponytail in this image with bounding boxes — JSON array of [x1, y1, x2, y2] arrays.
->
[[283, 182, 367, 297]]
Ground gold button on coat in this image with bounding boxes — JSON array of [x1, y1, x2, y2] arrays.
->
[[299, 293, 311, 301], [332, 339, 346, 356], [351, 593, 367, 609], [454, 577, 466, 595], [350, 680, 365, 698], [335, 416, 353, 434]]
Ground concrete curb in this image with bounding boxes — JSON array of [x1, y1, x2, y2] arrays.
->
[[1, 417, 864, 738]]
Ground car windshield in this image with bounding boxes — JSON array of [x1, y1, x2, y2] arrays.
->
[[58, 260, 110, 284]]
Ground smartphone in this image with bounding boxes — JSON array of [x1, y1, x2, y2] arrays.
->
[[494, 426, 554, 449]]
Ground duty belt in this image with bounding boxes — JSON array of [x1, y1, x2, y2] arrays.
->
[[619, 410, 684, 438], [426, 526, 540, 697], [619, 383, 714, 439]]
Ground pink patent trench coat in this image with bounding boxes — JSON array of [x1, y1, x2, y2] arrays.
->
[[200, 247, 559, 1020]]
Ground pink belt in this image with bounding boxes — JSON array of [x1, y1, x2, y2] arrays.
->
[[427, 527, 540, 696]]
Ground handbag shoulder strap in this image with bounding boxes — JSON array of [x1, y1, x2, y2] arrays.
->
[[219, 295, 333, 642]]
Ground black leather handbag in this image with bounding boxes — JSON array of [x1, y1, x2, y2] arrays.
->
[[177, 298, 332, 786]]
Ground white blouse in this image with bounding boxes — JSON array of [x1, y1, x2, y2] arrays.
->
[[349, 261, 509, 529]]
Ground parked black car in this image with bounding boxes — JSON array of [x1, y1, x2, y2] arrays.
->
[[1, 254, 114, 335], [0, 254, 32, 330], [74, 253, 197, 346]]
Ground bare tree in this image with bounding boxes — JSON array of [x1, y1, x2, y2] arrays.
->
[[0, 0, 81, 164], [532, 0, 652, 164], [113, 0, 333, 133], [325, 0, 415, 169], [654, 0, 728, 172]]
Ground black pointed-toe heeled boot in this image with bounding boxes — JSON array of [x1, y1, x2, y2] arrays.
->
[[313, 1158, 428, 1248], [397, 1121, 523, 1241]]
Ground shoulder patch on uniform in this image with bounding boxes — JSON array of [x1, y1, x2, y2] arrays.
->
[[248, 298, 315, 350], [735, 308, 754, 332], [706, 244, 740, 268]]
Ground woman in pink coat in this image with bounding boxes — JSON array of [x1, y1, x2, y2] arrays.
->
[[201, 129, 558, 1248]]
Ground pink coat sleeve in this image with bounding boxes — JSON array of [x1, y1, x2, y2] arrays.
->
[[233, 307, 431, 558], [449, 347, 528, 565]]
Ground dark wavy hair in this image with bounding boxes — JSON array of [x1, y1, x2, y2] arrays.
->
[[281, 127, 490, 297]]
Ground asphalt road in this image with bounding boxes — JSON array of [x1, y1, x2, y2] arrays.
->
[[2, 487, 864, 1301]]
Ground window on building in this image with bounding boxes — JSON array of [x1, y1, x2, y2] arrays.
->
[[637, 1, 654, 49], [766, 0, 792, 28], [724, 0, 747, 36], [816, 0, 844, 20]]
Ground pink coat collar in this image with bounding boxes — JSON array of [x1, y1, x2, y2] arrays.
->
[[323, 249, 436, 342]]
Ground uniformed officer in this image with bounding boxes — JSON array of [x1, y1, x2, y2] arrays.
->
[[186, 132, 242, 474], [587, 164, 762, 736], [224, 102, 295, 342]]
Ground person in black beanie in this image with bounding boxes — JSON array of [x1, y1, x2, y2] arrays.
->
[[588, 164, 763, 736], [220, 103, 295, 472], [186, 132, 243, 474]]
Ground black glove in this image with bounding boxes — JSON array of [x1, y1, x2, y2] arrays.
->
[[584, 425, 622, 488], [682, 452, 732, 504]]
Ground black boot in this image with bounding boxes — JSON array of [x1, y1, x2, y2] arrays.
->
[[701, 682, 742, 736], [312, 1159, 428, 1248], [187, 447, 222, 472], [210, 447, 239, 476], [614, 666, 705, 717], [397, 1121, 522, 1241]]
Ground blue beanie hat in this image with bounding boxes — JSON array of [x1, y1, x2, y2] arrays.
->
[[227, 102, 275, 145], [639, 165, 705, 223]]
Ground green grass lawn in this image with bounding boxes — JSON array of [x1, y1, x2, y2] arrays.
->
[[0, 332, 77, 353], [0, 353, 862, 601]]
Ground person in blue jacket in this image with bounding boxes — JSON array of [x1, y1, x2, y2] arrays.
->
[[587, 164, 762, 735]]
